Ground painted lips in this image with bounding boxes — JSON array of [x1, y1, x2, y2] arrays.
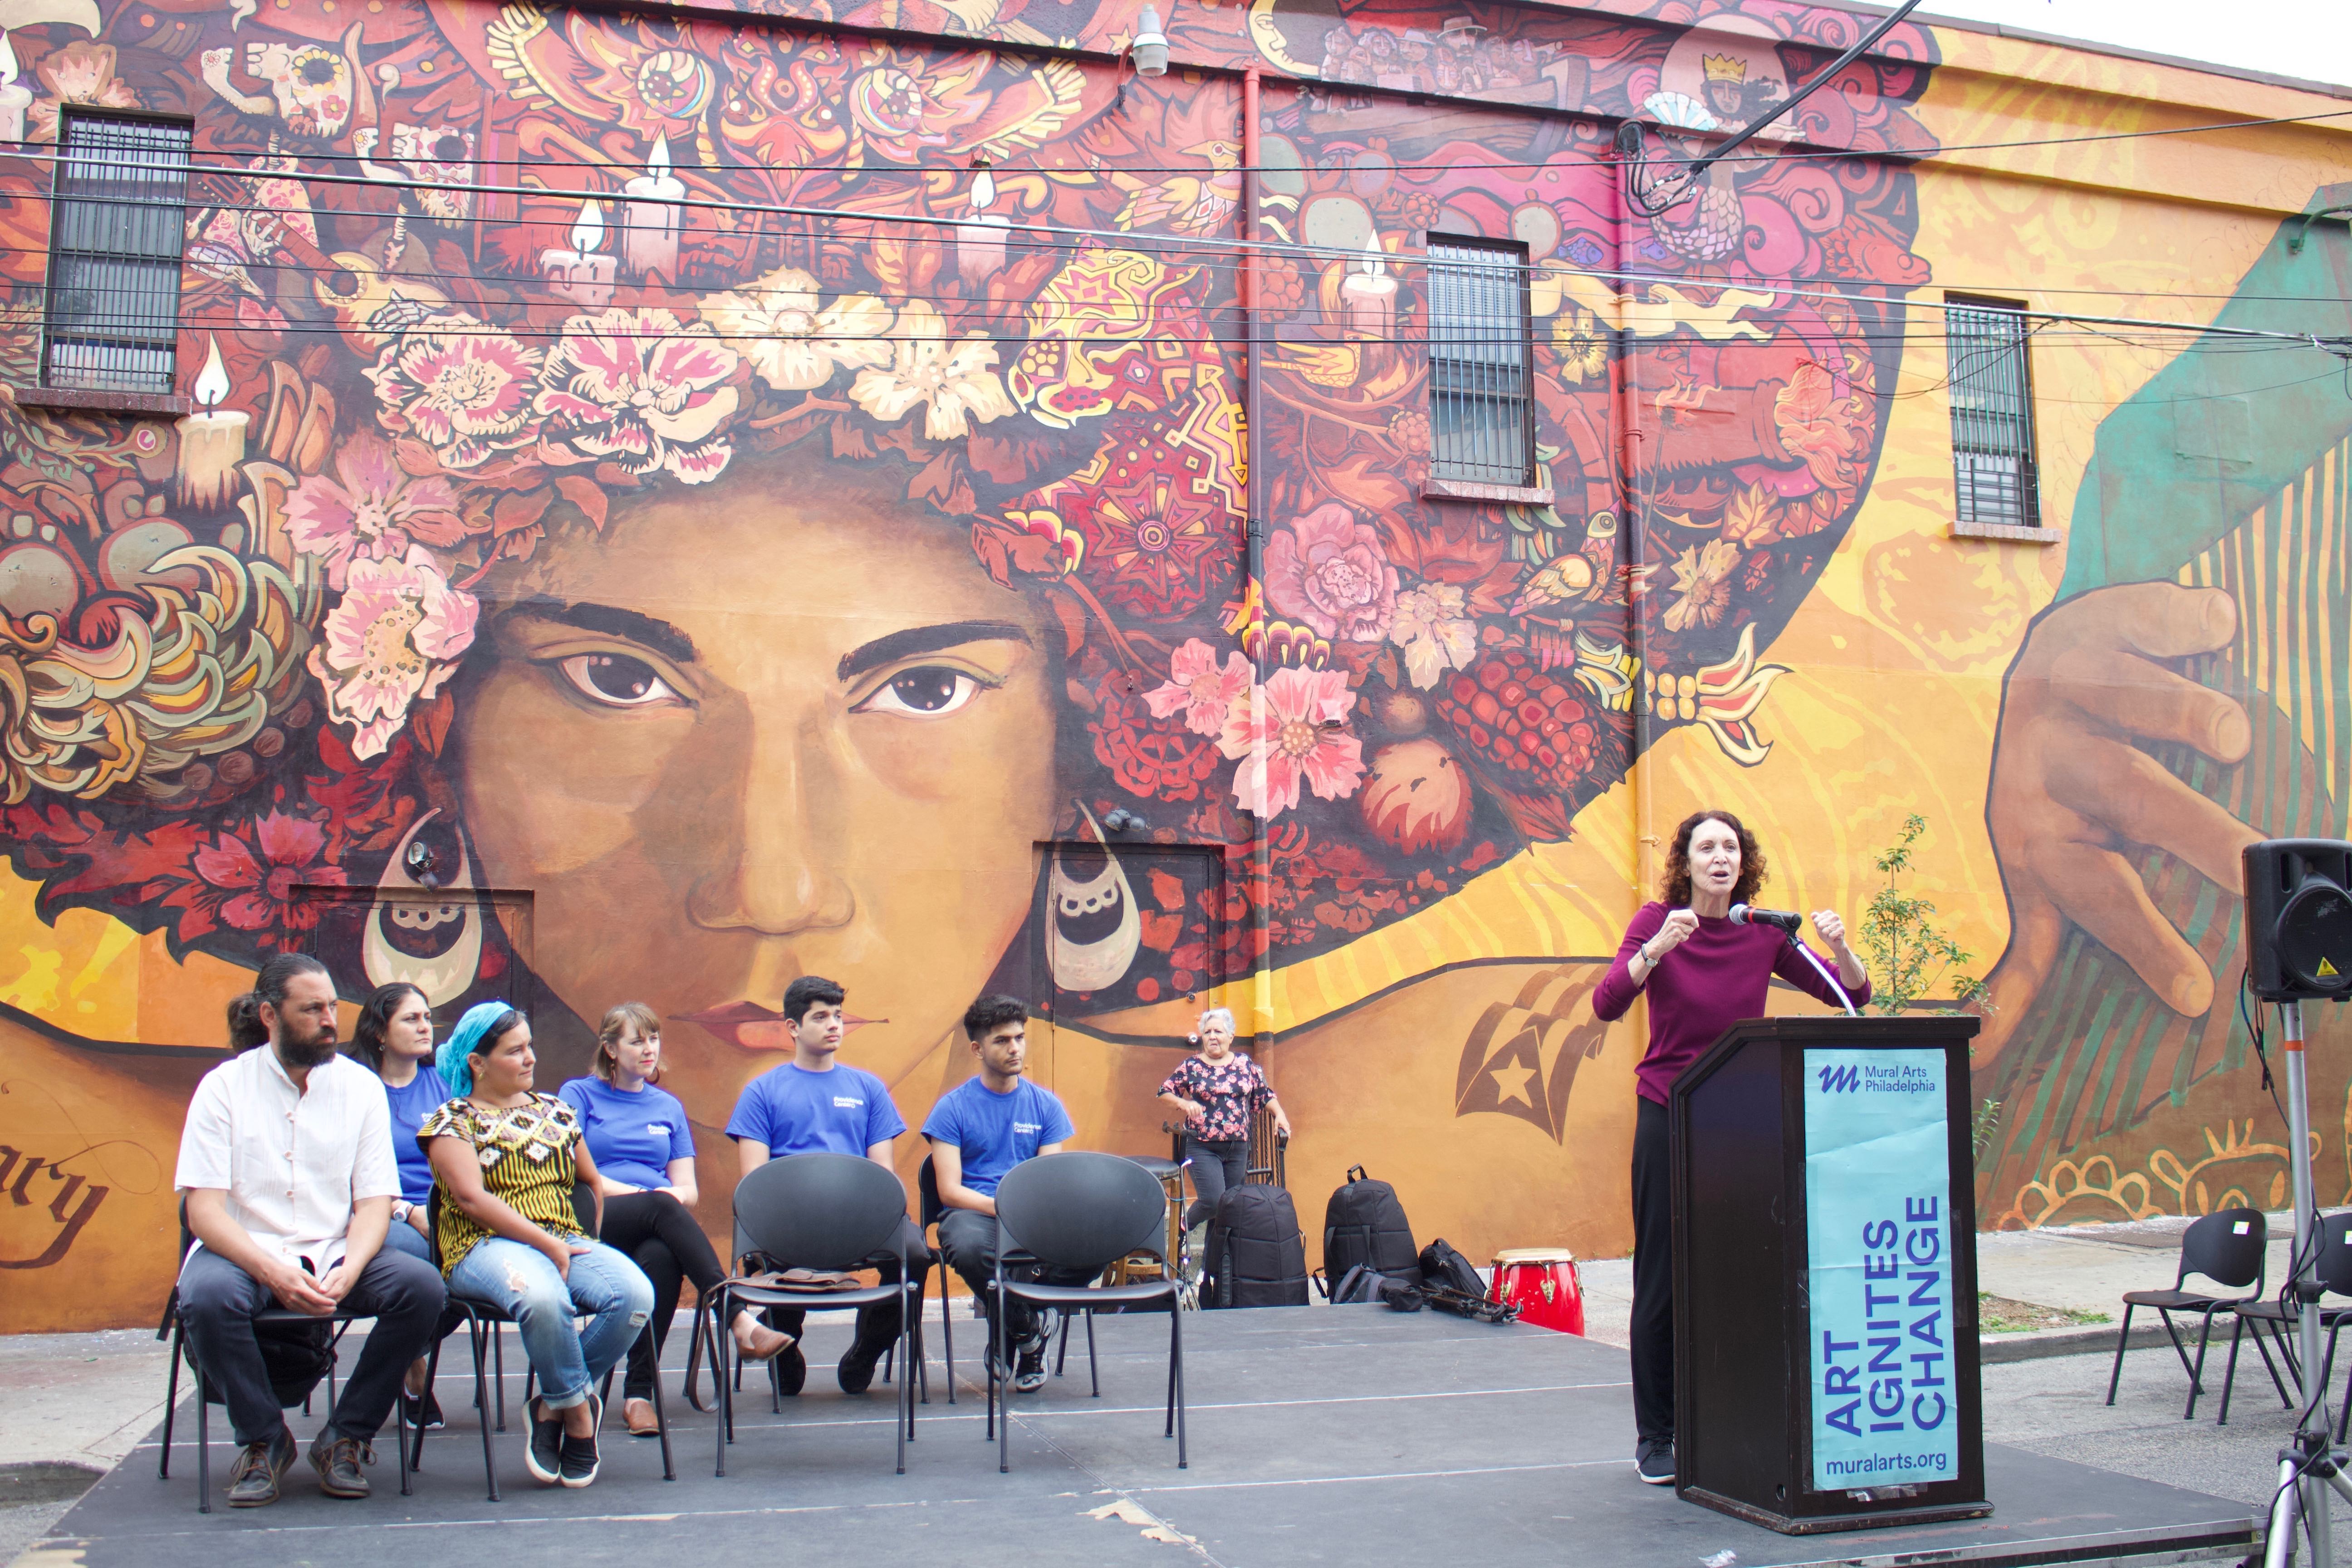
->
[[676, 1000, 877, 1051]]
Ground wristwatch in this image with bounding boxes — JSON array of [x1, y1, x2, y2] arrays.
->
[[391, 1200, 412, 1224]]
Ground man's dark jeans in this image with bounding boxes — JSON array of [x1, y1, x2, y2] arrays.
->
[[936, 1208, 1097, 1347], [176, 1245, 446, 1446]]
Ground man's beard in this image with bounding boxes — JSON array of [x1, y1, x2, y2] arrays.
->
[[278, 1029, 340, 1069]]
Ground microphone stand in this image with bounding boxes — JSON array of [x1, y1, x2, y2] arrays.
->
[[1782, 928, 1858, 1017]]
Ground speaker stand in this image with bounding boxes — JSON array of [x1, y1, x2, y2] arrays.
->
[[2264, 1002, 2352, 1566]]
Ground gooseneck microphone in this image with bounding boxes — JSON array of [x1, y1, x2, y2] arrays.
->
[[1727, 904, 1805, 934]]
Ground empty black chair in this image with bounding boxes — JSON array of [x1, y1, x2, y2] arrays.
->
[[156, 1200, 411, 1514], [2104, 1207, 2269, 1420], [2223, 1211, 2352, 1428], [706, 1153, 916, 1476], [414, 1181, 674, 1499], [989, 1151, 1186, 1474]]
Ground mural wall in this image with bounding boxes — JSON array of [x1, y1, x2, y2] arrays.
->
[[0, 0, 2344, 1329]]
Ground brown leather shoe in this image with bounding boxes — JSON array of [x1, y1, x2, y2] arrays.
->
[[733, 1321, 795, 1364], [307, 1430, 374, 1499], [622, 1397, 661, 1437]]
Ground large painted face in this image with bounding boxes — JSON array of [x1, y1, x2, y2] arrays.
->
[[453, 468, 1057, 1116]]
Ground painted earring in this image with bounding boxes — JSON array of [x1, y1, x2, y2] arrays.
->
[[363, 807, 483, 1006], [1048, 801, 1142, 993]]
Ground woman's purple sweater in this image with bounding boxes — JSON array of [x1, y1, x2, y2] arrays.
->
[[1592, 901, 1871, 1105]]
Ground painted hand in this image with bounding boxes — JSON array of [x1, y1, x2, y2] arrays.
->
[[1978, 583, 2262, 1072]]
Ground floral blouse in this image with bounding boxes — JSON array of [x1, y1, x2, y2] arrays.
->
[[1159, 1054, 1270, 1142], [416, 1093, 587, 1275]]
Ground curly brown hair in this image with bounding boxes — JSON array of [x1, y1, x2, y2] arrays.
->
[[1658, 809, 1767, 908]]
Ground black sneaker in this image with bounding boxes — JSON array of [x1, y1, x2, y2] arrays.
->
[[1634, 1438, 1676, 1485], [1014, 1342, 1047, 1393], [838, 1337, 886, 1396], [558, 1396, 600, 1488], [225, 1423, 296, 1508], [402, 1387, 446, 1431], [524, 1398, 564, 1486], [307, 1430, 374, 1499]]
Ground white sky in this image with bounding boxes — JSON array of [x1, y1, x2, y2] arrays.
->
[[1917, 0, 2352, 90]]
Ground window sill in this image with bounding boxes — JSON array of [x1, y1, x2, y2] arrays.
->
[[10, 384, 191, 416], [1422, 478, 1555, 506], [1948, 520, 2060, 544]]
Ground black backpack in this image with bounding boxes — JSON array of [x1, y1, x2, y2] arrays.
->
[[1419, 1238, 1484, 1298], [1328, 1264, 1425, 1310], [1204, 1182, 1309, 1308], [1322, 1166, 1418, 1289]]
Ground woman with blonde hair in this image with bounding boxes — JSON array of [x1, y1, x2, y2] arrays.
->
[[558, 1003, 790, 1438], [1157, 1007, 1293, 1243]]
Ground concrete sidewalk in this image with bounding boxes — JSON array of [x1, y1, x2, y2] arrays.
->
[[0, 1214, 2315, 1564]]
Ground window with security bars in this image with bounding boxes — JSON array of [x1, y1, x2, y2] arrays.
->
[[1426, 238, 1533, 487], [1945, 297, 2042, 529], [42, 114, 192, 396]]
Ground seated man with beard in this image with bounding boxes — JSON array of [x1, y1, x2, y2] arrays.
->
[[172, 952, 447, 1507]]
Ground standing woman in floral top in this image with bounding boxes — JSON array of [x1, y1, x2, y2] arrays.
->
[[1156, 1007, 1294, 1238], [421, 1002, 653, 1490]]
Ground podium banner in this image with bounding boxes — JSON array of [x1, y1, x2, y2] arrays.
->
[[1802, 1048, 1956, 1493]]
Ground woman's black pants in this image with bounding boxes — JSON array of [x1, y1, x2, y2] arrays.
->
[[1182, 1135, 1250, 1230], [598, 1190, 727, 1403], [1630, 1095, 1674, 1444]]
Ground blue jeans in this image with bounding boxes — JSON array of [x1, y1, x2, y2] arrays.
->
[[448, 1239, 652, 1409], [382, 1216, 434, 1262]]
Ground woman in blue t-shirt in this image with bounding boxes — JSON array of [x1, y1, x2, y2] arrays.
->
[[559, 1003, 791, 1437], [353, 981, 451, 1428]]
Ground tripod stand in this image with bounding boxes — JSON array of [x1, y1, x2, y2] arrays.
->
[[2264, 1001, 2352, 1567]]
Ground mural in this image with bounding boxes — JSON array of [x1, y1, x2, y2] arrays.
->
[[0, 0, 2340, 1328]]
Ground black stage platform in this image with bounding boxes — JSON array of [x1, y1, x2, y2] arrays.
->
[[33, 1305, 2254, 1567]]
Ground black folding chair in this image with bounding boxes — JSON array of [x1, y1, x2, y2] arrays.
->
[[880, 1156, 956, 1405], [156, 1201, 411, 1513], [988, 1152, 1186, 1474], [2104, 1206, 2270, 1420], [413, 1183, 674, 1499], [705, 1153, 916, 1476], [2220, 1210, 2352, 1426]]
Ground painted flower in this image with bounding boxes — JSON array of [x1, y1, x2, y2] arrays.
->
[[367, 315, 544, 469], [1220, 665, 1366, 819], [1144, 638, 1253, 738], [1551, 307, 1609, 384], [534, 308, 740, 483], [32, 43, 139, 139], [842, 47, 995, 163], [1092, 681, 1224, 803], [1389, 582, 1478, 690], [1663, 539, 1741, 633], [192, 812, 348, 934], [1264, 502, 1399, 643], [307, 547, 480, 759], [701, 266, 894, 392], [848, 300, 1014, 441], [284, 432, 463, 590]]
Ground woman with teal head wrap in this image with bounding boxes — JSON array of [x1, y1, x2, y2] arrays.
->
[[418, 997, 656, 1489], [436, 1002, 521, 1098]]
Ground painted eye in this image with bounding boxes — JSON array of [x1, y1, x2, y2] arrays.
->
[[556, 653, 680, 709], [855, 666, 983, 717]]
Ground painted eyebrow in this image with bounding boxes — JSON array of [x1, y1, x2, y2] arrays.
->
[[504, 596, 698, 665], [838, 620, 1033, 683]]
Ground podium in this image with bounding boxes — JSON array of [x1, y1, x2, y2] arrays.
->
[[1669, 1014, 1987, 1533]]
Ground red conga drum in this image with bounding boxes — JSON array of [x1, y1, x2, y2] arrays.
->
[[1489, 1247, 1584, 1335]]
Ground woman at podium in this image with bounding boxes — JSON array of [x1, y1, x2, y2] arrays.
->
[[1592, 809, 1869, 1486]]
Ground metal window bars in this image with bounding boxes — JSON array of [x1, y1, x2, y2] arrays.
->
[[42, 114, 191, 396], [1426, 239, 1533, 487], [1945, 299, 2042, 529]]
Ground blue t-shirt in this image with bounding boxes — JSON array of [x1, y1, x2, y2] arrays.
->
[[920, 1076, 1074, 1196], [380, 1063, 451, 1204], [725, 1062, 906, 1158], [558, 1076, 695, 1191]]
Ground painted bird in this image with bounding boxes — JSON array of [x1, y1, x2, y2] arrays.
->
[[1111, 140, 1243, 237], [1507, 551, 1598, 617]]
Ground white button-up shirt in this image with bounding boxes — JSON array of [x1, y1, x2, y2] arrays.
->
[[174, 1045, 399, 1268]]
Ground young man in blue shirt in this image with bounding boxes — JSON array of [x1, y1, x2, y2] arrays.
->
[[922, 994, 1084, 1394], [726, 976, 928, 1396]]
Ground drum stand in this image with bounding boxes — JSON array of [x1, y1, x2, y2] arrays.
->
[[2264, 1002, 2352, 1567]]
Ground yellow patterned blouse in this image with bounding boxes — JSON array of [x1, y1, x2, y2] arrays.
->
[[416, 1093, 588, 1276]]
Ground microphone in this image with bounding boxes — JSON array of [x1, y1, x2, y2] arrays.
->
[[1728, 904, 1805, 934]]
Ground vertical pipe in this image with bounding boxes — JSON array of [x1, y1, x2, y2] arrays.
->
[[1609, 137, 1656, 895], [1242, 68, 1272, 1054]]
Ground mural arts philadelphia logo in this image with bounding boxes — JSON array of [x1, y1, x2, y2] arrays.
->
[[1818, 1062, 1937, 1095]]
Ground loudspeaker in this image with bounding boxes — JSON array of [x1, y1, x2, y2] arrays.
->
[[2243, 839, 2352, 1003]]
